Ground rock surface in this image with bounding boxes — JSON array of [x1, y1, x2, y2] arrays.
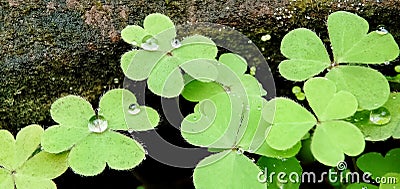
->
[[1, 0, 399, 132]]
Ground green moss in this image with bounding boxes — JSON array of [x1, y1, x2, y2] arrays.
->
[[1, 0, 400, 133]]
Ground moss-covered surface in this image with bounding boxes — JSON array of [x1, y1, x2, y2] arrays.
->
[[1, 0, 399, 132]]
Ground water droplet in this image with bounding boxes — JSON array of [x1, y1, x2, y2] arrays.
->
[[292, 86, 302, 94], [236, 148, 244, 154], [171, 39, 181, 48], [131, 41, 137, 46], [113, 78, 119, 84], [141, 37, 159, 51], [369, 107, 391, 125], [257, 106, 262, 111], [246, 105, 250, 111], [128, 128, 134, 134], [384, 61, 390, 65], [247, 40, 252, 44], [251, 158, 255, 162], [376, 25, 388, 35], [88, 115, 108, 133], [193, 116, 197, 121], [261, 34, 271, 41], [128, 103, 141, 115], [393, 96, 397, 100]]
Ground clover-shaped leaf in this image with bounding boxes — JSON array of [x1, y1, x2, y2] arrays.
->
[[193, 150, 267, 189], [264, 78, 365, 166], [379, 173, 400, 189], [0, 125, 68, 189], [328, 11, 399, 63], [41, 89, 159, 176], [121, 14, 219, 98], [257, 156, 302, 189], [348, 93, 400, 141], [279, 11, 398, 110], [356, 148, 400, 179], [121, 13, 175, 46], [325, 66, 390, 110], [279, 28, 331, 81], [180, 53, 292, 158]]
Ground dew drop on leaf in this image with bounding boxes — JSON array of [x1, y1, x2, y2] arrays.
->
[[376, 25, 389, 35], [236, 148, 244, 154], [141, 37, 159, 51], [88, 115, 108, 133], [171, 39, 182, 48], [369, 107, 391, 125], [128, 128, 134, 134], [128, 103, 141, 115], [193, 115, 197, 121], [292, 86, 302, 94]]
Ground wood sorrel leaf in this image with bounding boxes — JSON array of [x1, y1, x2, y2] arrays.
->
[[311, 121, 365, 167], [263, 98, 317, 150], [279, 28, 331, 81], [328, 11, 399, 64], [356, 148, 400, 179], [193, 151, 267, 189], [326, 66, 390, 110], [303, 77, 358, 121]]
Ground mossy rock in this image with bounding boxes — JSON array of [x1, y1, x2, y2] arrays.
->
[[1, 0, 399, 134]]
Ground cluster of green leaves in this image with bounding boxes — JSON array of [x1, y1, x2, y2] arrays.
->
[[0, 125, 68, 189], [41, 89, 159, 176], [272, 11, 400, 170], [0, 89, 159, 188], [2, 10, 400, 189]]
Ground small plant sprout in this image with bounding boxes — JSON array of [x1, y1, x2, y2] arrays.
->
[[264, 77, 365, 166], [0, 125, 68, 189], [121, 13, 219, 98], [279, 11, 399, 110], [40, 89, 160, 176]]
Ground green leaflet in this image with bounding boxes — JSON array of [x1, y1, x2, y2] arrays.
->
[[42, 89, 158, 176], [0, 125, 68, 189], [379, 173, 400, 189], [311, 121, 365, 166], [257, 156, 302, 189], [121, 13, 175, 46], [356, 148, 400, 179], [303, 77, 358, 121], [193, 150, 267, 189], [121, 14, 219, 98], [279, 28, 331, 81], [349, 93, 400, 141], [264, 78, 365, 167], [263, 98, 317, 151], [279, 11, 399, 81], [328, 11, 399, 64], [326, 66, 390, 110]]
